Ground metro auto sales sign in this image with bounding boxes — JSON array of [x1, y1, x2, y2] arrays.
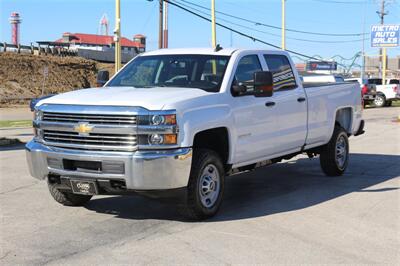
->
[[371, 24, 400, 48]]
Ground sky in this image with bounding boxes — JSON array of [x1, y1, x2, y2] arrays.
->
[[1, 0, 399, 68]]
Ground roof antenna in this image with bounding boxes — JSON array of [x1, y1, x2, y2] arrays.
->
[[214, 44, 223, 52]]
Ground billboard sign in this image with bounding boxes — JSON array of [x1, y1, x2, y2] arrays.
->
[[371, 24, 400, 48], [306, 61, 337, 71]]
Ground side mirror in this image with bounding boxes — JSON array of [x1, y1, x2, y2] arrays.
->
[[254, 71, 274, 97], [96, 70, 109, 87]]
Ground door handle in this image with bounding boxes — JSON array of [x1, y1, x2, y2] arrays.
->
[[265, 101, 276, 107], [297, 97, 306, 102]]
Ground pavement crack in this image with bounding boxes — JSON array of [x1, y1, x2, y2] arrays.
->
[[0, 182, 38, 195]]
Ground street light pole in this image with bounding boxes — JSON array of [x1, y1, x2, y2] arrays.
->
[[114, 0, 121, 72], [158, 0, 164, 49], [163, 0, 168, 48], [281, 0, 286, 50], [211, 0, 217, 48]]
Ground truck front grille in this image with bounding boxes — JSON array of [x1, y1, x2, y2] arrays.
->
[[43, 112, 137, 125], [43, 130, 137, 151]]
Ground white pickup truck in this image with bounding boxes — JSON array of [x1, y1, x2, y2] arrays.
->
[[26, 48, 364, 219], [374, 79, 400, 107]]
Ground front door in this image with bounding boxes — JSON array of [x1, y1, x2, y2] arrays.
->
[[231, 54, 279, 164]]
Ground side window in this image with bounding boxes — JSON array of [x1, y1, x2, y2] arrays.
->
[[264, 55, 297, 91], [233, 55, 262, 91]]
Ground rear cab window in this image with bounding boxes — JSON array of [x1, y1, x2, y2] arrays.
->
[[263, 54, 297, 91]]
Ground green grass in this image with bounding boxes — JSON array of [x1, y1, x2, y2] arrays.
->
[[0, 120, 32, 128], [392, 101, 400, 107]]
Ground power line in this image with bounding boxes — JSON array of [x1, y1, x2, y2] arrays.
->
[[176, 0, 368, 37], [164, 0, 350, 64], [175, 0, 368, 44], [311, 0, 369, 4]]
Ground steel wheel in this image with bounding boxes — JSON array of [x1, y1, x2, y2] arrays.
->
[[198, 164, 220, 208], [335, 135, 347, 170]]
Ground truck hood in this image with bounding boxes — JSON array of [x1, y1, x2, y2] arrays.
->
[[37, 86, 210, 110]]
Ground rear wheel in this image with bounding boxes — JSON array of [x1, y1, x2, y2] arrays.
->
[[48, 181, 92, 206], [374, 94, 386, 107], [320, 125, 349, 176], [179, 149, 225, 220]]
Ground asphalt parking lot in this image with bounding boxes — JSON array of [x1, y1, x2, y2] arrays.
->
[[0, 107, 399, 265]]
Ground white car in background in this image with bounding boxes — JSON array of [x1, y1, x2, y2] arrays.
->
[[369, 78, 400, 107]]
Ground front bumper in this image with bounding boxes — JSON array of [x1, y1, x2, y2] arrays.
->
[[25, 141, 192, 190]]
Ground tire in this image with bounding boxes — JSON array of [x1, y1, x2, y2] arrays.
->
[[48, 182, 92, 206], [179, 149, 225, 220], [374, 94, 386, 108], [320, 125, 349, 176]]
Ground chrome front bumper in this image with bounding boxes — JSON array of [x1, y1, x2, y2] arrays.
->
[[25, 141, 193, 190]]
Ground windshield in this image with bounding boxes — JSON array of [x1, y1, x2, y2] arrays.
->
[[107, 54, 230, 92]]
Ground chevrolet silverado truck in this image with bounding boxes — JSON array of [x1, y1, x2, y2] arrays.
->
[[26, 48, 365, 220]]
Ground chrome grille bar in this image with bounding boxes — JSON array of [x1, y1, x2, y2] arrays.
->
[[43, 112, 137, 125], [42, 130, 137, 151]]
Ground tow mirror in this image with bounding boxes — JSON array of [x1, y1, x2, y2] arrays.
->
[[254, 71, 274, 97], [96, 70, 109, 87]]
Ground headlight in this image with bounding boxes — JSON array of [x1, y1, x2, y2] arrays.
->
[[150, 114, 176, 125], [33, 110, 43, 121]]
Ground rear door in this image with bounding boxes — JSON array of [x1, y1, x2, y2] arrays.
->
[[263, 54, 307, 154]]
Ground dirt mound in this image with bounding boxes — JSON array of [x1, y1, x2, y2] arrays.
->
[[0, 53, 114, 104]]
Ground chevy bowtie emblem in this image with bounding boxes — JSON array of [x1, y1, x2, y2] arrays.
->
[[74, 123, 93, 136]]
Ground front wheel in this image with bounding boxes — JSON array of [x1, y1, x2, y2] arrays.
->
[[179, 149, 225, 220], [374, 94, 386, 107], [320, 125, 349, 176]]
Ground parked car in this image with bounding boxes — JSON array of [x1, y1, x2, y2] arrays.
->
[[29, 94, 55, 111], [344, 78, 377, 107], [363, 78, 400, 107], [26, 48, 364, 220]]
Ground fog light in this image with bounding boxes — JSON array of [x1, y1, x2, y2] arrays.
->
[[148, 134, 164, 145]]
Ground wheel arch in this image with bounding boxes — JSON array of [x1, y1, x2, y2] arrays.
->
[[335, 107, 353, 134], [192, 127, 231, 169]]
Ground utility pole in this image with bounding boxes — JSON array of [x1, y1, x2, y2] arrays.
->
[[377, 0, 388, 83], [211, 0, 217, 48], [163, 1, 168, 48], [281, 0, 286, 50], [158, 0, 164, 49], [360, 0, 366, 80], [114, 0, 121, 72]]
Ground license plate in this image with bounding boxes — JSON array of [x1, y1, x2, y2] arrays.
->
[[70, 179, 98, 195]]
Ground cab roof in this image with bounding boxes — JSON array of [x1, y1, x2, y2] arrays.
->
[[140, 48, 286, 57]]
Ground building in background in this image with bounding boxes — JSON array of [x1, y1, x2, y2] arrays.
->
[[47, 32, 147, 63], [363, 56, 400, 78], [56, 32, 146, 53]]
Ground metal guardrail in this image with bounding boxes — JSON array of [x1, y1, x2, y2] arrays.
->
[[0, 42, 77, 56]]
